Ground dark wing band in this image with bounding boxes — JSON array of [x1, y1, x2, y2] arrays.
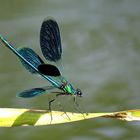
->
[[40, 18, 62, 62]]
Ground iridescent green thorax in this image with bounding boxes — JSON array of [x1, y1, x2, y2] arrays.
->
[[58, 77, 76, 95], [63, 83, 76, 95]]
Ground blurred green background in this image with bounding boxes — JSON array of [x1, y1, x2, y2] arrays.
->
[[0, 0, 140, 139]]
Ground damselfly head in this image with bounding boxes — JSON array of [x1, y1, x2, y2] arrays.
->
[[76, 88, 82, 97]]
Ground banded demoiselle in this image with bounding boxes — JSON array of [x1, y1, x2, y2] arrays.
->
[[0, 18, 82, 110]]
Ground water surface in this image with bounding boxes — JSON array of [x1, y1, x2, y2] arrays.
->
[[0, 0, 140, 140]]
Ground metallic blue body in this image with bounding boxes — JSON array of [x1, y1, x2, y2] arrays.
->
[[0, 18, 82, 98], [0, 35, 60, 88], [0, 35, 78, 97]]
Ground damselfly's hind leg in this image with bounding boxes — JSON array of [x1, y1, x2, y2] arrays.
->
[[48, 93, 62, 122], [48, 92, 71, 121], [56, 93, 71, 120], [48, 98, 55, 123]]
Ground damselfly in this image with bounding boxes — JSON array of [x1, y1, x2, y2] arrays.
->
[[0, 18, 82, 110]]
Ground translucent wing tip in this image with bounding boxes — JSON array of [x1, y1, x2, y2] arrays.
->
[[43, 17, 56, 23]]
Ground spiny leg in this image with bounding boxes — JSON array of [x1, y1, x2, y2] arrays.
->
[[56, 93, 71, 120], [73, 96, 86, 118], [48, 93, 63, 122], [48, 98, 55, 122], [48, 92, 71, 121]]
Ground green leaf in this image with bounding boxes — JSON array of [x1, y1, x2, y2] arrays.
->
[[0, 108, 139, 127]]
